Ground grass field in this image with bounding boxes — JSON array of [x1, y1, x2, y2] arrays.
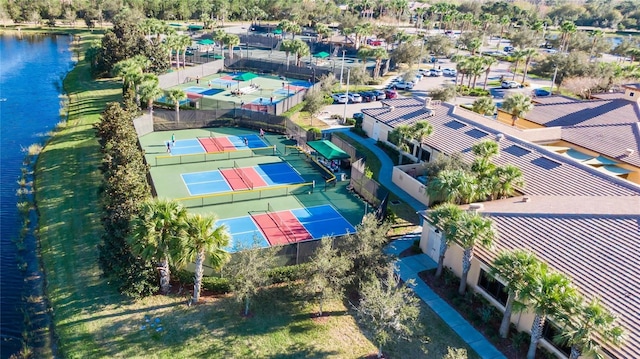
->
[[33, 29, 478, 359]]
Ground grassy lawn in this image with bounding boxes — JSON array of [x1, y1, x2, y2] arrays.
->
[[33, 30, 476, 358]]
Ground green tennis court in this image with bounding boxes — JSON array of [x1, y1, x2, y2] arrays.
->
[[140, 128, 366, 250]]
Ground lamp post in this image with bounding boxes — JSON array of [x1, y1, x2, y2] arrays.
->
[[550, 64, 558, 95], [340, 50, 346, 85], [343, 69, 350, 123]]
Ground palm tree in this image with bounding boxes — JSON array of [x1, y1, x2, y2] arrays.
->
[[180, 214, 230, 303], [390, 124, 412, 164], [472, 97, 496, 116], [468, 37, 482, 56], [138, 75, 163, 116], [496, 15, 511, 50], [453, 210, 496, 295], [502, 93, 533, 126], [559, 20, 577, 52], [481, 56, 497, 91], [427, 203, 464, 278], [129, 198, 188, 294], [357, 47, 371, 68], [467, 56, 485, 88], [494, 164, 524, 199], [410, 120, 434, 161], [165, 89, 186, 123], [224, 34, 240, 60], [519, 264, 577, 359], [315, 23, 332, 42], [555, 297, 626, 359], [520, 48, 538, 83], [212, 29, 226, 58], [178, 34, 192, 69], [427, 169, 478, 205], [372, 47, 389, 79], [490, 250, 540, 338], [290, 39, 310, 67], [510, 49, 527, 81]]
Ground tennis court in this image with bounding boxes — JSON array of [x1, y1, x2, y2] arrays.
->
[[170, 134, 268, 156], [218, 204, 356, 252], [182, 162, 304, 194]]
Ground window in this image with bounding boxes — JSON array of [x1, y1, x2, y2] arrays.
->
[[477, 269, 508, 306], [419, 148, 431, 162], [542, 321, 571, 356]]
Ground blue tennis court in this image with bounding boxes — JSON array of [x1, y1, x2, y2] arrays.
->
[[170, 138, 205, 156], [289, 80, 313, 88], [226, 134, 269, 150], [251, 97, 272, 104], [184, 86, 208, 93], [291, 205, 356, 239], [273, 88, 293, 96], [181, 170, 231, 195], [210, 78, 237, 86], [219, 204, 356, 252], [256, 162, 304, 185], [200, 88, 223, 96], [217, 216, 270, 252]]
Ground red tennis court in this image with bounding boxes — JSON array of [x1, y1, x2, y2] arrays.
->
[[219, 166, 267, 190], [252, 210, 312, 246], [198, 137, 233, 153]]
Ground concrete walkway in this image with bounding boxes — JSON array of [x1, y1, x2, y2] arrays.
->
[[338, 129, 427, 212], [386, 238, 506, 359]]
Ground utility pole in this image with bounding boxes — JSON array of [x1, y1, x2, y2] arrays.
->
[[343, 69, 350, 123], [340, 50, 346, 85], [550, 64, 558, 95]]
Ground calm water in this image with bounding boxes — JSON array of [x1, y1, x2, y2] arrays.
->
[[0, 33, 73, 358]]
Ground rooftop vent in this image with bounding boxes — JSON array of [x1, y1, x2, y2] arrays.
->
[[496, 133, 505, 142], [388, 106, 395, 112], [468, 203, 484, 213], [522, 196, 531, 203], [625, 148, 635, 156]]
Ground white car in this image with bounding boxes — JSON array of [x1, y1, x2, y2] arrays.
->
[[332, 93, 348, 103], [501, 81, 520, 89], [442, 68, 457, 77], [391, 81, 415, 90], [429, 69, 443, 77], [348, 93, 362, 103]]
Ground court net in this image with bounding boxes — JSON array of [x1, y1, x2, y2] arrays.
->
[[175, 181, 314, 207], [209, 135, 224, 152], [233, 161, 253, 190], [267, 203, 296, 243], [152, 146, 276, 166]]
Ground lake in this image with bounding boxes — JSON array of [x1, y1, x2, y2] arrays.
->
[[0, 32, 73, 358]]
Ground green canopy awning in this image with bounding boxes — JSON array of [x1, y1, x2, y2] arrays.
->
[[314, 51, 330, 58], [233, 72, 259, 82], [307, 140, 350, 160], [188, 25, 204, 30], [198, 39, 214, 45], [272, 29, 283, 34], [583, 155, 619, 166]]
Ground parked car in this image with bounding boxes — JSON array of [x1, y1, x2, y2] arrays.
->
[[348, 93, 362, 103], [385, 89, 398, 99], [532, 88, 551, 97], [503, 46, 515, 53], [391, 81, 414, 90], [429, 69, 443, 77], [372, 90, 386, 100], [501, 80, 520, 89], [418, 68, 430, 76], [332, 93, 348, 103], [442, 68, 457, 77], [414, 73, 424, 81], [360, 91, 376, 102]]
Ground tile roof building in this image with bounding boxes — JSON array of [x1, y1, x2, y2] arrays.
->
[[496, 84, 640, 184], [360, 97, 640, 359]]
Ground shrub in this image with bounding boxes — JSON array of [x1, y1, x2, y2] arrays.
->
[[307, 127, 322, 141], [202, 276, 232, 293], [267, 263, 310, 283], [511, 331, 530, 352], [351, 127, 368, 137], [411, 239, 422, 254], [344, 118, 356, 126]]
